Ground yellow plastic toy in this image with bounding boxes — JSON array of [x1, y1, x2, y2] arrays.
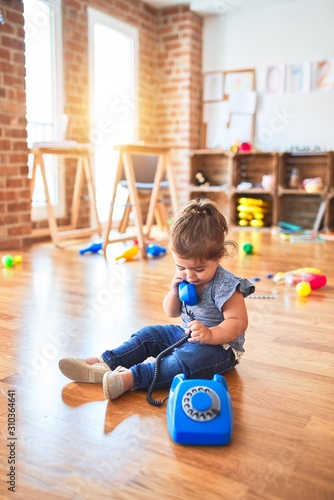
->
[[115, 246, 139, 261], [250, 219, 264, 227], [238, 197, 269, 207], [230, 140, 240, 153]]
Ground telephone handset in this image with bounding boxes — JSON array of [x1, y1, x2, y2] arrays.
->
[[178, 281, 198, 306], [146, 282, 198, 407]]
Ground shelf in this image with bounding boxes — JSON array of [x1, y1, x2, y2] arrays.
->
[[278, 151, 332, 191], [277, 193, 325, 230], [189, 149, 333, 231], [233, 188, 274, 195], [278, 187, 327, 196], [190, 185, 229, 192]]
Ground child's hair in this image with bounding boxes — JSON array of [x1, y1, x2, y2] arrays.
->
[[169, 198, 237, 261]]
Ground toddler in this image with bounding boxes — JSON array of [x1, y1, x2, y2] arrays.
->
[[59, 198, 254, 401]]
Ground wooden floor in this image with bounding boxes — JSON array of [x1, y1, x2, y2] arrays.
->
[[0, 229, 333, 499]]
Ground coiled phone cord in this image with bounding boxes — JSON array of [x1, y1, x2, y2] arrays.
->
[[146, 304, 195, 407]]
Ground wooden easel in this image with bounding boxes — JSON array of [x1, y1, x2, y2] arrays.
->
[[103, 143, 178, 258], [30, 143, 101, 247]]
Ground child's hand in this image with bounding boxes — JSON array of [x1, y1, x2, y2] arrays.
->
[[170, 272, 184, 298], [187, 320, 213, 344]]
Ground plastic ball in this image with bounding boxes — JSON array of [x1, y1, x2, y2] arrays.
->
[[296, 281, 311, 297], [243, 243, 254, 254], [14, 255, 23, 264], [2, 254, 14, 267]]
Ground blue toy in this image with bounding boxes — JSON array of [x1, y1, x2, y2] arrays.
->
[[167, 374, 233, 445], [146, 243, 166, 257], [178, 281, 198, 306], [79, 239, 103, 255]]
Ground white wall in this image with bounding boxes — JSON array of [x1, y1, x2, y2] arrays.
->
[[202, 0, 334, 151]]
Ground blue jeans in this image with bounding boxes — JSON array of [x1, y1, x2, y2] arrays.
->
[[101, 324, 237, 390]]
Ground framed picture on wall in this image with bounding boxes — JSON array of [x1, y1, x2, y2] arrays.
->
[[313, 58, 334, 90], [201, 68, 256, 150], [203, 71, 224, 102], [224, 68, 255, 93]]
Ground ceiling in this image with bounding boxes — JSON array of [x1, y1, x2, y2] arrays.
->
[[143, 0, 306, 15]]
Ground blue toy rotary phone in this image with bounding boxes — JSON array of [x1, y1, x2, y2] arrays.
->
[[166, 373, 233, 446], [146, 281, 234, 445], [169, 284, 234, 445]]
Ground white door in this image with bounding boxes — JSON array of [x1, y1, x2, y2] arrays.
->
[[88, 8, 139, 223]]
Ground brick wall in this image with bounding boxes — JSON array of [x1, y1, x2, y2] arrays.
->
[[156, 6, 202, 205], [0, 0, 202, 249], [0, 1, 31, 250]]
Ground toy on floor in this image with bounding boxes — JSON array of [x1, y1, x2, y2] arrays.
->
[[287, 272, 327, 290], [296, 282, 311, 297], [2, 254, 14, 267], [1, 254, 22, 267], [273, 267, 326, 290], [115, 246, 138, 261], [242, 243, 254, 254], [79, 239, 103, 255], [167, 373, 233, 445], [274, 266, 327, 298], [146, 243, 167, 257], [273, 267, 321, 283]]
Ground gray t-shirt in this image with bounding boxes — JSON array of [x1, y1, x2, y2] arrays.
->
[[180, 265, 255, 354]]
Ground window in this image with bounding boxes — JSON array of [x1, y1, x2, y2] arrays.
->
[[24, 0, 65, 220], [88, 8, 139, 222]]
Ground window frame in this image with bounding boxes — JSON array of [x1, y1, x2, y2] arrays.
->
[[25, 0, 65, 221]]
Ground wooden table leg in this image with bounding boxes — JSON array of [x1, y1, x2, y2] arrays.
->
[[82, 155, 101, 234], [165, 152, 179, 213], [122, 152, 146, 258], [70, 156, 84, 230], [36, 153, 60, 247], [145, 154, 165, 237], [103, 154, 124, 255]]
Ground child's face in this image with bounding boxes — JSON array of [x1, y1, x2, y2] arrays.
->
[[172, 252, 219, 287]]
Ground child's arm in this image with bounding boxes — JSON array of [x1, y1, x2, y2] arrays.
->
[[162, 272, 184, 318], [187, 290, 248, 345]]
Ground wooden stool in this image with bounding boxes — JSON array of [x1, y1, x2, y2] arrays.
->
[[103, 143, 179, 258], [30, 142, 101, 247]]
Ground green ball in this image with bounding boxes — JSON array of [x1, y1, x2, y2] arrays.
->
[[243, 243, 254, 254], [2, 254, 14, 267]]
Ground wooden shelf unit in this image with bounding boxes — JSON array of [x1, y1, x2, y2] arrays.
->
[[189, 150, 277, 228], [189, 150, 334, 231], [277, 151, 333, 231]]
